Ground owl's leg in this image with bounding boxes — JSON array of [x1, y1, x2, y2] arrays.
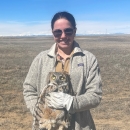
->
[[56, 110, 65, 120], [58, 125, 64, 130], [39, 119, 57, 130], [57, 120, 70, 129], [46, 122, 53, 130], [39, 119, 49, 129]]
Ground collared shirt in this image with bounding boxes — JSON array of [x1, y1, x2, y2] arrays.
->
[[55, 50, 74, 74]]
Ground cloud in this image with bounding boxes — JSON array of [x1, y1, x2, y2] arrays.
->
[[0, 20, 130, 36], [0, 21, 51, 36], [76, 21, 130, 34]]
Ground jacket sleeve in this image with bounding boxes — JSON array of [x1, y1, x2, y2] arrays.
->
[[23, 56, 39, 115], [69, 54, 102, 114]]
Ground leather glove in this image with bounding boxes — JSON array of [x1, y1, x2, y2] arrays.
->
[[45, 92, 73, 111]]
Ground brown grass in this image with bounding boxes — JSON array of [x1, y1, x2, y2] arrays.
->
[[0, 35, 130, 130]]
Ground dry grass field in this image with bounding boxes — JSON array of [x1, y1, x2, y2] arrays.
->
[[0, 35, 130, 130]]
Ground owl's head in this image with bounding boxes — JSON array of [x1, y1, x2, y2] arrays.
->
[[47, 72, 69, 85]]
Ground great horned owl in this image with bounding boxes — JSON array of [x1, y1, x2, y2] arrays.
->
[[33, 72, 73, 130]]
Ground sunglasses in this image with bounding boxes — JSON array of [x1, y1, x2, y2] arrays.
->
[[53, 28, 74, 37]]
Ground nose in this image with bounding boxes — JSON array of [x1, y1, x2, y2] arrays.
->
[[60, 31, 66, 38]]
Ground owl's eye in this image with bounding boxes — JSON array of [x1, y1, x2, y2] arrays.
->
[[52, 75, 56, 80], [60, 76, 65, 80]]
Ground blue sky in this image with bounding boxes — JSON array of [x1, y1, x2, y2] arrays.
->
[[0, 0, 130, 36]]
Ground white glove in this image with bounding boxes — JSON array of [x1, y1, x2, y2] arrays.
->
[[45, 92, 73, 111]]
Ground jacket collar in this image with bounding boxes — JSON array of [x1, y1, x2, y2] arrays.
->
[[47, 40, 83, 57]]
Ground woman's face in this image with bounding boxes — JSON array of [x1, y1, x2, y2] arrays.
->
[[52, 18, 76, 50]]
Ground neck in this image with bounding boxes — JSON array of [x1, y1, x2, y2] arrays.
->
[[58, 47, 72, 54], [57, 45, 73, 60]]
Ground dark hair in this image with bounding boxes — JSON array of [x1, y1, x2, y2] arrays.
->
[[51, 11, 76, 30]]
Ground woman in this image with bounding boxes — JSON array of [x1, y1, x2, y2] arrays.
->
[[23, 11, 102, 130]]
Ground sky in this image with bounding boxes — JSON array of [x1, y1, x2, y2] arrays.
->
[[0, 0, 130, 36]]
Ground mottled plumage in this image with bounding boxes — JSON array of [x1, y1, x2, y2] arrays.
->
[[33, 72, 73, 130]]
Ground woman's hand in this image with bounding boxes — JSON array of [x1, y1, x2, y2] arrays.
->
[[45, 92, 73, 111]]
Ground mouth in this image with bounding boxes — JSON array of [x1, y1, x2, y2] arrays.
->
[[60, 39, 69, 44]]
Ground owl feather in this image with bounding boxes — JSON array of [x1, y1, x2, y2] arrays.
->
[[33, 72, 73, 130]]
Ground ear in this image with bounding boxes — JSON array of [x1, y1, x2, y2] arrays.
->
[[74, 28, 77, 36], [75, 28, 77, 33], [52, 30, 55, 39]]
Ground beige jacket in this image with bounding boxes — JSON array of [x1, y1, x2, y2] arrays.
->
[[23, 41, 102, 130]]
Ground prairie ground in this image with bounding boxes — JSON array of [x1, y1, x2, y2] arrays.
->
[[0, 35, 130, 130]]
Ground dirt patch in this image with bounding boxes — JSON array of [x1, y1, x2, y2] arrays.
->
[[0, 35, 130, 130]]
